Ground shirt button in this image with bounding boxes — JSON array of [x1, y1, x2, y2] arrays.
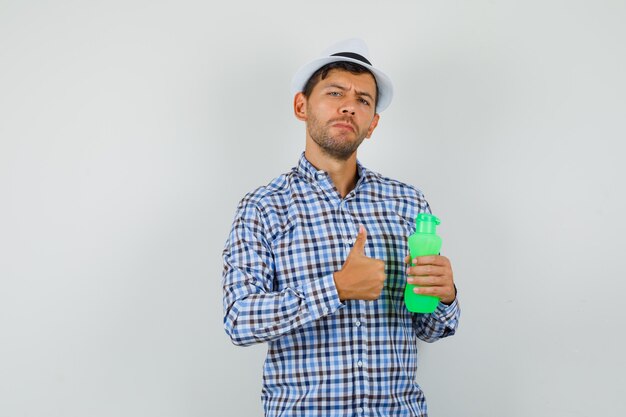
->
[[355, 320, 361, 327], [357, 360, 363, 367], [323, 307, 329, 314], [315, 171, 325, 181], [358, 407, 364, 414]]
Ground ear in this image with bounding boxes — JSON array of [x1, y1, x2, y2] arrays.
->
[[293, 92, 307, 121], [365, 113, 380, 139]]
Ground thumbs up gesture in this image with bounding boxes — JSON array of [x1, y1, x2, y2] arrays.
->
[[333, 225, 386, 301]]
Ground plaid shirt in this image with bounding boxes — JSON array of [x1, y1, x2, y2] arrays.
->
[[222, 153, 460, 417]]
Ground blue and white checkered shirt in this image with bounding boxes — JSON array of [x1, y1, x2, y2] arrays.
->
[[222, 153, 460, 417]]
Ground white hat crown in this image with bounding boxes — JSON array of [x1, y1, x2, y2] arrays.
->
[[323, 38, 370, 59]]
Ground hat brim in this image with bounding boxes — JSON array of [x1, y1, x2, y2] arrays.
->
[[290, 56, 393, 112]]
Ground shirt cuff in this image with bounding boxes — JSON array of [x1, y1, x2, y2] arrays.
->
[[303, 273, 344, 320], [434, 298, 460, 324]]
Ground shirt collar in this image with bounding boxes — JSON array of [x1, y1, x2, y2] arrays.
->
[[295, 152, 373, 187]]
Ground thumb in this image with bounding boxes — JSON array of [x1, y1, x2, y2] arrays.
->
[[351, 225, 367, 255]]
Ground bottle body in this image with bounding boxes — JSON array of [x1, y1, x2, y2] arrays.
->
[[405, 225, 442, 313]]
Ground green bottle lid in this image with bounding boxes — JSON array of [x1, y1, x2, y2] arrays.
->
[[415, 213, 441, 234]]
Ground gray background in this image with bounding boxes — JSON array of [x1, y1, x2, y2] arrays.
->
[[1, 0, 625, 416]]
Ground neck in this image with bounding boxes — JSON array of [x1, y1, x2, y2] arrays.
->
[[305, 143, 358, 199]]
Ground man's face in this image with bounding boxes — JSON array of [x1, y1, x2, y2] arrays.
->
[[299, 69, 380, 161]]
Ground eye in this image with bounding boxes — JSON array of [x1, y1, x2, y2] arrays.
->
[[359, 98, 370, 106], [328, 91, 341, 97]]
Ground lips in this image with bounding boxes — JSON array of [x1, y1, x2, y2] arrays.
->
[[330, 120, 355, 132]]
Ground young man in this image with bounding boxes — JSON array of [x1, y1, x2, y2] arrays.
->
[[222, 38, 460, 417]]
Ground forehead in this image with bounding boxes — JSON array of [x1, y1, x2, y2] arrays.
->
[[317, 69, 377, 95]]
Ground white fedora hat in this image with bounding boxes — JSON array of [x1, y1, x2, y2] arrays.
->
[[290, 38, 394, 112]]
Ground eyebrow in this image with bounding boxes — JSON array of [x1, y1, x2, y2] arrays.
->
[[325, 83, 375, 101]]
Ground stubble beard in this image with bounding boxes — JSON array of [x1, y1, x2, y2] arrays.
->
[[307, 111, 367, 161]]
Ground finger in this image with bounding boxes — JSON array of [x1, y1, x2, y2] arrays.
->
[[375, 259, 386, 278], [351, 224, 367, 254], [413, 283, 455, 302], [407, 274, 444, 287], [413, 285, 442, 297], [407, 264, 447, 277], [412, 255, 449, 266]]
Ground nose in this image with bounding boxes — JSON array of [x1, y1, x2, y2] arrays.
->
[[341, 105, 355, 116]]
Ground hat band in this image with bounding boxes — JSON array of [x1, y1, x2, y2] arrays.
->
[[331, 52, 372, 66]]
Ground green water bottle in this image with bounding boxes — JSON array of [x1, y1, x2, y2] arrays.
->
[[405, 213, 442, 313]]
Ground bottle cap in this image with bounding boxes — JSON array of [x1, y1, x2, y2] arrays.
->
[[415, 213, 440, 234]]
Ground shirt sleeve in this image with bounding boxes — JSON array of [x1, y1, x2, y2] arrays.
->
[[411, 298, 460, 343], [222, 200, 343, 347]]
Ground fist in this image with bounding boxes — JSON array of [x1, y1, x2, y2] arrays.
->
[[405, 254, 456, 305], [333, 225, 386, 301]]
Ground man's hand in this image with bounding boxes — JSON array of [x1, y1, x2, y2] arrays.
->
[[333, 225, 386, 301], [404, 254, 456, 305]]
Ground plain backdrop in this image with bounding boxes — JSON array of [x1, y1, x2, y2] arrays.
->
[[1, 1, 625, 416]]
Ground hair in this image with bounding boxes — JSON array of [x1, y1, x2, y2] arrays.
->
[[302, 61, 379, 109]]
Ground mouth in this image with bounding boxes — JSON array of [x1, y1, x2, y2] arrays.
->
[[331, 121, 355, 132]]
